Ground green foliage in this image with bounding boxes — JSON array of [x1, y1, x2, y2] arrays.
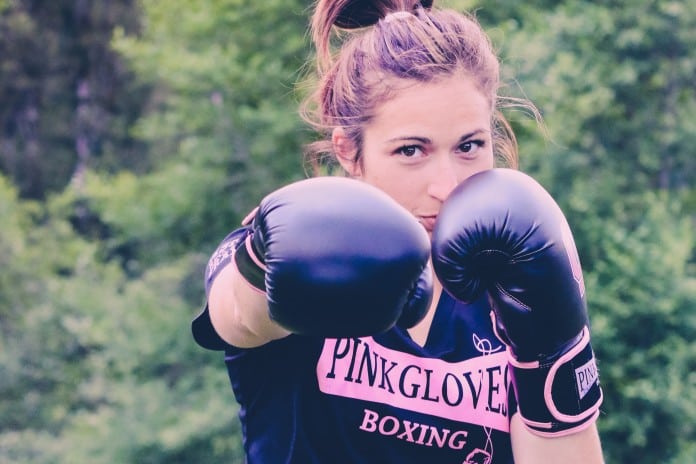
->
[[0, 183, 243, 463], [469, 1, 696, 461], [580, 193, 696, 463], [0, 183, 112, 461], [112, 0, 311, 242], [2, 1, 310, 462], [0, 176, 31, 333], [0, 1, 694, 463], [500, 0, 694, 192], [49, 258, 243, 463]]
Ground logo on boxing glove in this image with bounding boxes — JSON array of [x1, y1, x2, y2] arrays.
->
[[574, 356, 599, 400]]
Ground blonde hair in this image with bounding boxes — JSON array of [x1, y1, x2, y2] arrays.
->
[[301, 0, 534, 175]]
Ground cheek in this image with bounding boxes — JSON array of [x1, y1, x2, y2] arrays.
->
[[385, 181, 419, 209], [362, 169, 420, 211], [478, 152, 496, 173], [452, 152, 495, 184]]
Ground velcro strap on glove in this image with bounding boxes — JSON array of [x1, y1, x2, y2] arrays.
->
[[234, 233, 266, 291], [234, 207, 266, 292], [508, 325, 603, 437]]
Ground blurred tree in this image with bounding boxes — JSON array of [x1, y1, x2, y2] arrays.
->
[[0, 179, 245, 463], [1, 1, 694, 463], [40, 0, 309, 461], [0, 0, 149, 199], [88, 0, 313, 271], [0, 177, 107, 462], [457, 0, 696, 462]]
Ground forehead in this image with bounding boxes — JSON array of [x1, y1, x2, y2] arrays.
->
[[368, 75, 492, 135]]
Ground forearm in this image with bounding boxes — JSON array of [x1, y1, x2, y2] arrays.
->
[[207, 260, 289, 348], [510, 413, 604, 464]]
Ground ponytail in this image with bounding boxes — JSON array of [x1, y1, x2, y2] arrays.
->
[[311, 0, 433, 71]]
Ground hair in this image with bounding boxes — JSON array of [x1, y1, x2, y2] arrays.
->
[[300, 0, 538, 175]]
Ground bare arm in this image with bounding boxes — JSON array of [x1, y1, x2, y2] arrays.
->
[[207, 260, 289, 348], [510, 413, 605, 464]]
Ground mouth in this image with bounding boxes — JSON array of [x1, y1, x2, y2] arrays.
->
[[418, 215, 438, 233]]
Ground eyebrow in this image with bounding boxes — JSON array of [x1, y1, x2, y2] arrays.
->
[[386, 129, 488, 145]]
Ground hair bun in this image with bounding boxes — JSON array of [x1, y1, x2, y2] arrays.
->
[[334, 0, 434, 29]]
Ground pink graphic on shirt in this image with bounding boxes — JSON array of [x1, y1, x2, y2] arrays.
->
[[464, 448, 492, 464], [316, 337, 511, 432]]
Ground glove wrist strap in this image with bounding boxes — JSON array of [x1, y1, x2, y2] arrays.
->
[[507, 325, 603, 437], [234, 232, 266, 292]]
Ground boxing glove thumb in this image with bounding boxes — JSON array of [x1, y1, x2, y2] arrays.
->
[[396, 265, 433, 329]]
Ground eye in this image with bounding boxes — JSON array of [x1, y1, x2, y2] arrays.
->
[[395, 145, 424, 158], [456, 139, 485, 157]]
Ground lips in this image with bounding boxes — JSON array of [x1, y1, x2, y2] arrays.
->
[[418, 215, 438, 232]]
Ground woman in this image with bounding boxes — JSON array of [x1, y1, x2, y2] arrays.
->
[[193, 0, 605, 462]]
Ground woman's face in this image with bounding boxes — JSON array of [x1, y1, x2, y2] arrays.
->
[[335, 74, 495, 234]]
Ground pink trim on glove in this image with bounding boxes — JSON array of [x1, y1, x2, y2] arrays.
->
[[233, 243, 267, 295], [244, 235, 267, 272], [493, 308, 604, 437], [519, 409, 600, 438], [544, 327, 603, 423]]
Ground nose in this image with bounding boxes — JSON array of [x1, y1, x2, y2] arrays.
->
[[426, 156, 459, 202]]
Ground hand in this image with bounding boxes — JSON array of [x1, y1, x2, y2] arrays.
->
[[431, 168, 602, 436], [236, 176, 433, 337]]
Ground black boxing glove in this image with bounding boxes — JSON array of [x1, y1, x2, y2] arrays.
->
[[395, 263, 433, 329], [432, 169, 602, 436], [234, 176, 433, 337]]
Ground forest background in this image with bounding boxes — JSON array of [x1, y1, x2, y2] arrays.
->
[[0, 0, 694, 462]]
